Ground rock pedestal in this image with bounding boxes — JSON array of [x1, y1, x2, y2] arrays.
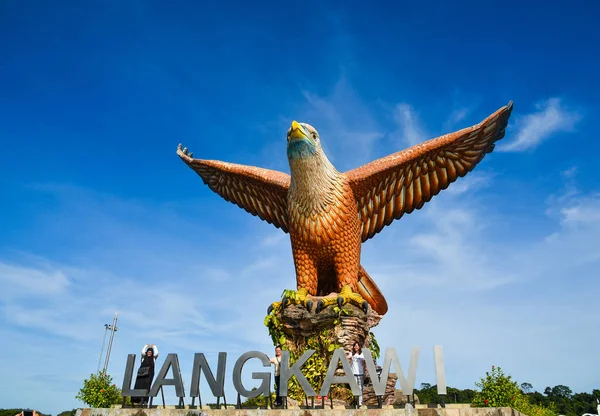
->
[[271, 303, 381, 351], [264, 302, 396, 405], [363, 373, 399, 405]]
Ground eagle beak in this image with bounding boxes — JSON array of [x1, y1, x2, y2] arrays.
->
[[290, 120, 308, 141]]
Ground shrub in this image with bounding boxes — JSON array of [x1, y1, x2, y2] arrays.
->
[[513, 392, 558, 416], [76, 371, 122, 408], [471, 366, 557, 416], [472, 365, 521, 407]]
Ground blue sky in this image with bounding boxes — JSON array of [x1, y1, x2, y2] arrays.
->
[[1, 0, 599, 412]]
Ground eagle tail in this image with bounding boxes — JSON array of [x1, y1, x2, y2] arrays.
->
[[358, 265, 388, 315]]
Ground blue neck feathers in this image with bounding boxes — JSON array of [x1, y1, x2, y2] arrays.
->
[[287, 140, 317, 160]]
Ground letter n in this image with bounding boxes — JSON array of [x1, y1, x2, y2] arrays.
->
[[190, 352, 227, 399]]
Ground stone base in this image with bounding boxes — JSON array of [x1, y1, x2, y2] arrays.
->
[[264, 303, 384, 404], [76, 406, 527, 416], [269, 302, 382, 351]]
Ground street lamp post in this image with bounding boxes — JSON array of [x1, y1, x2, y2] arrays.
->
[[97, 324, 109, 373], [97, 311, 119, 373]]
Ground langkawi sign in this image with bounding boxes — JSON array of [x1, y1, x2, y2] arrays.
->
[[121, 346, 447, 402]]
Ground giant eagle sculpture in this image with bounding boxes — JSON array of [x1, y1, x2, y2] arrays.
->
[[177, 101, 513, 316]]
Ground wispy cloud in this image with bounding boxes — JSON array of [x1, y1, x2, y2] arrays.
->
[[0, 261, 71, 298], [444, 171, 495, 196], [392, 103, 426, 147], [442, 106, 472, 131], [295, 77, 385, 169], [499, 98, 582, 152]]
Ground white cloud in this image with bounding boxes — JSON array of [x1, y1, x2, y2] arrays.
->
[[443, 107, 471, 131], [499, 98, 581, 152], [295, 77, 385, 169], [444, 171, 495, 196], [0, 261, 71, 299], [393, 102, 426, 147]]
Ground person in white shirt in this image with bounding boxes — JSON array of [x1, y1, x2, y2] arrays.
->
[[269, 345, 283, 406], [347, 341, 367, 408]]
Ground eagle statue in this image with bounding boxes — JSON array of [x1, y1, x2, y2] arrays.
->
[[177, 101, 513, 316]]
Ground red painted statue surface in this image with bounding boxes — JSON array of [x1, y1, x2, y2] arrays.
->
[[177, 102, 513, 316]]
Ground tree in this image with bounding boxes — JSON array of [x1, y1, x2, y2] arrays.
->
[[528, 390, 550, 407], [551, 385, 573, 399], [0, 410, 49, 416], [471, 366, 557, 416], [413, 384, 475, 404], [76, 371, 122, 408], [472, 366, 521, 407], [521, 382, 533, 394], [0, 411, 49, 416]]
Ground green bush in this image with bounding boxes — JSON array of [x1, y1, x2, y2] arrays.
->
[[471, 366, 557, 416], [241, 392, 276, 407], [513, 392, 558, 416], [75, 371, 122, 408], [472, 366, 521, 407]]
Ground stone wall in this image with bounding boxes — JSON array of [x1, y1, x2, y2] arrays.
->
[[76, 406, 527, 416]]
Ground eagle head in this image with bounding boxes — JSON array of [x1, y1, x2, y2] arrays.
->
[[286, 120, 321, 161]]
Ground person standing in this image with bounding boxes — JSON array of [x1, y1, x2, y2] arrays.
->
[[269, 345, 283, 406], [132, 344, 159, 405], [347, 341, 367, 408]]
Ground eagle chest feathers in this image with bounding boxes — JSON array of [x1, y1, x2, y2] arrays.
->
[[287, 171, 360, 248]]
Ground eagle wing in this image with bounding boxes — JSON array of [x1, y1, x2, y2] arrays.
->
[[346, 101, 513, 242], [177, 146, 291, 233]]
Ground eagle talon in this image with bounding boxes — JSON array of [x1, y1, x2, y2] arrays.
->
[[305, 299, 313, 312], [334, 285, 370, 314], [316, 300, 325, 313], [282, 297, 289, 309], [267, 304, 274, 314]]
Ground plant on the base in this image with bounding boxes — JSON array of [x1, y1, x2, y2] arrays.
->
[[76, 371, 123, 408], [241, 392, 276, 407], [264, 301, 381, 404]]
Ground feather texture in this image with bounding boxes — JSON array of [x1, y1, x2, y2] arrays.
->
[[346, 101, 513, 242], [177, 155, 291, 233]]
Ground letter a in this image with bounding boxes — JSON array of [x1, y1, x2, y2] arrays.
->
[[149, 353, 185, 398], [319, 349, 360, 396]]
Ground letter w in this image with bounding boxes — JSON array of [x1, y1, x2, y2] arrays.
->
[[365, 347, 420, 396]]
